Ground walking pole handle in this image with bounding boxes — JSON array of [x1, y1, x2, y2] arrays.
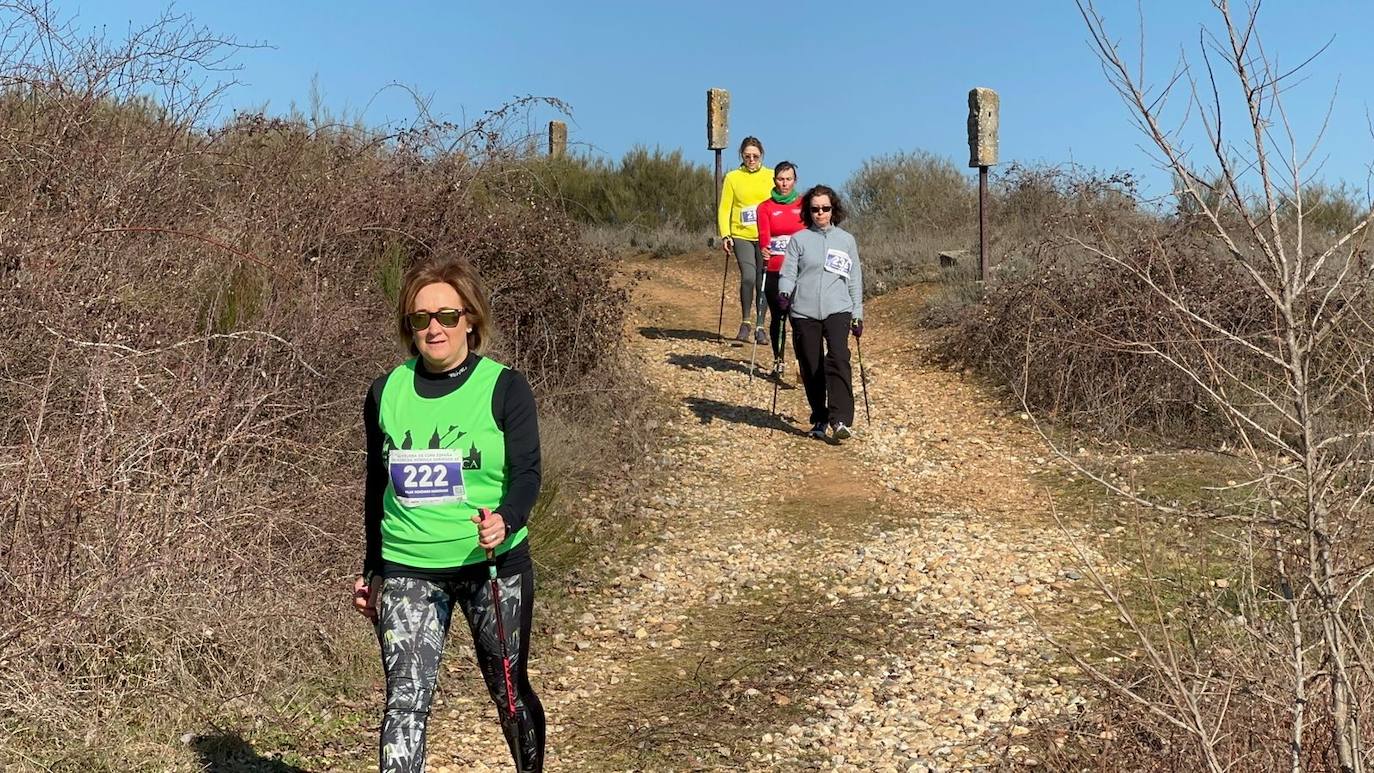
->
[[480, 507, 498, 579]]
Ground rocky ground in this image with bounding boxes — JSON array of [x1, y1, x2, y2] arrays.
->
[[423, 252, 1096, 771]]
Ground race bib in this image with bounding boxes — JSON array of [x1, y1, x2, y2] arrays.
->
[[824, 248, 852, 278], [768, 234, 792, 253], [739, 205, 758, 225], [389, 448, 466, 507]]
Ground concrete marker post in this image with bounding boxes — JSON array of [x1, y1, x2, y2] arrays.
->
[[967, 87, 1000, 282], [707, 88, 731, 341], [548, 120, 567, 157]]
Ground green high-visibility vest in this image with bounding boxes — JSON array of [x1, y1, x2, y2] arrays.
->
[[377, 356, 528, 568]]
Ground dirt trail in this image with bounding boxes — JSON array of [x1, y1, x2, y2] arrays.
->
[[424, 252, 1088, 772]]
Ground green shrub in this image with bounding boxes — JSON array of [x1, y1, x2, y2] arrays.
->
[[520, 146, 713, 253], [848, 150, 976, 233], [527, 146, 712, 227]]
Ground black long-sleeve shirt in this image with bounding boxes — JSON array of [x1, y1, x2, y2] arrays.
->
[[363, 353, 540, 581]]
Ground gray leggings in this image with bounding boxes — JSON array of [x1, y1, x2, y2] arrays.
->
[[375, 571, 544, 772], [733, 238, 765, 323]]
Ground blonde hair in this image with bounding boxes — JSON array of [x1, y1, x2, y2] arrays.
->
[[395, 257, 492, 355]]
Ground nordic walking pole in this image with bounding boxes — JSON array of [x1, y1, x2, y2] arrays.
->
[[855, 334, 871, 424], [747, 284, 765, 380], [480, 508, 518, 722], [716, 246, 730, 342], [771, 319, 787, 415]]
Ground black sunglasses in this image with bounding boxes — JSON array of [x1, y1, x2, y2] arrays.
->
[[407, 308, 467, 331], [810, 205, 833, 213]]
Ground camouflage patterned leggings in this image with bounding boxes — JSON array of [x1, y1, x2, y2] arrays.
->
[[374, 571, 545, 773]]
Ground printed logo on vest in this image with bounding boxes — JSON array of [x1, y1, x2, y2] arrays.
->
[[461, 443, 482, 470], [383, 423, 484, 505]]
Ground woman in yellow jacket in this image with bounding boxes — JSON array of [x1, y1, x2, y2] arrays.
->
[[717, 136, 774, 344]]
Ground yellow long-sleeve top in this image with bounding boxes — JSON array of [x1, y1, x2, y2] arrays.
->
[[717, 165, 775, 241]]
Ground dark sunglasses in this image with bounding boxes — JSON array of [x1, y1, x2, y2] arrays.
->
[[407, 308, 466, 330], [810, 205, 833, 213]]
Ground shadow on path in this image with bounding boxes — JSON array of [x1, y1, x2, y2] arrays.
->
[[639, 326, 720, 343], [192, 731, 311, 773], [683, 396, 806, 435], [667, 352, 754, 377]]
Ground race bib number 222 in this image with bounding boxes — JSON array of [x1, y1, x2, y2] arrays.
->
[[389, 448, 466, 506]]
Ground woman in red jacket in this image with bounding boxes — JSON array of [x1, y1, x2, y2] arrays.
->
[[755, 161, 803, 379]]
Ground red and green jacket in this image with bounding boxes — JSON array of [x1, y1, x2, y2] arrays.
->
[[756, 194, 805, 273]]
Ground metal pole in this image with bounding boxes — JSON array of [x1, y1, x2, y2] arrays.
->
[[714, 149, 723, 209], [771, 320, 787, 415], [715, 148, 728, 341], [855, 336, 871, 424], [978, 165, 989, 281], [479, 509, 517, 721]]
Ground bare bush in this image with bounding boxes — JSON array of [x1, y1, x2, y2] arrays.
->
[[0, 3, 638, 764], [941, 169, 1263, 437]]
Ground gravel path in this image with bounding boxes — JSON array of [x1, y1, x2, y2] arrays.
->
[[423, 253, 1088, 771]]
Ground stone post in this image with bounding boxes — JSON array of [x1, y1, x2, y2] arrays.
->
[[968, 88, 1000, 280], [548, 120, 567, 158]]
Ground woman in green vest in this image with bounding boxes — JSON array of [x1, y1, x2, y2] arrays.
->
[[352, 257, 545, 772]]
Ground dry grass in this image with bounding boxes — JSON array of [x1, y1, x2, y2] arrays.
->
[[580, 222, 712, 260]]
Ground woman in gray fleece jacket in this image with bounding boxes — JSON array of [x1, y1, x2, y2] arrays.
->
[[777, 184, 864, 441]]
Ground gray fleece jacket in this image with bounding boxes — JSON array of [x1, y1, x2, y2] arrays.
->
[[778, 224, 863, 321]]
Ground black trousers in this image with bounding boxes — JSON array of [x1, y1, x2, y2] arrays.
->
[[763, 272, 786, 360], [790, 312, 854, 426]]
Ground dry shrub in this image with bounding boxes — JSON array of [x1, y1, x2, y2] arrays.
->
[[845, 150, 978, 294], [1005, 682, 1348, 771], [0, 3, 638, 763], [938, 161, 1374, 439], [932, 165, 1270, 438]]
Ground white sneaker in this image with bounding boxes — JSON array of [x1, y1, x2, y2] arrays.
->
[[831, 422, 852, 441]]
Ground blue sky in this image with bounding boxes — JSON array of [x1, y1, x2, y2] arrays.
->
[[71, 1, 1374, 200]]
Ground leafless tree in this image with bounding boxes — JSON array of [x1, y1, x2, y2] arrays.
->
[[1062, 2, 1374, 771]]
